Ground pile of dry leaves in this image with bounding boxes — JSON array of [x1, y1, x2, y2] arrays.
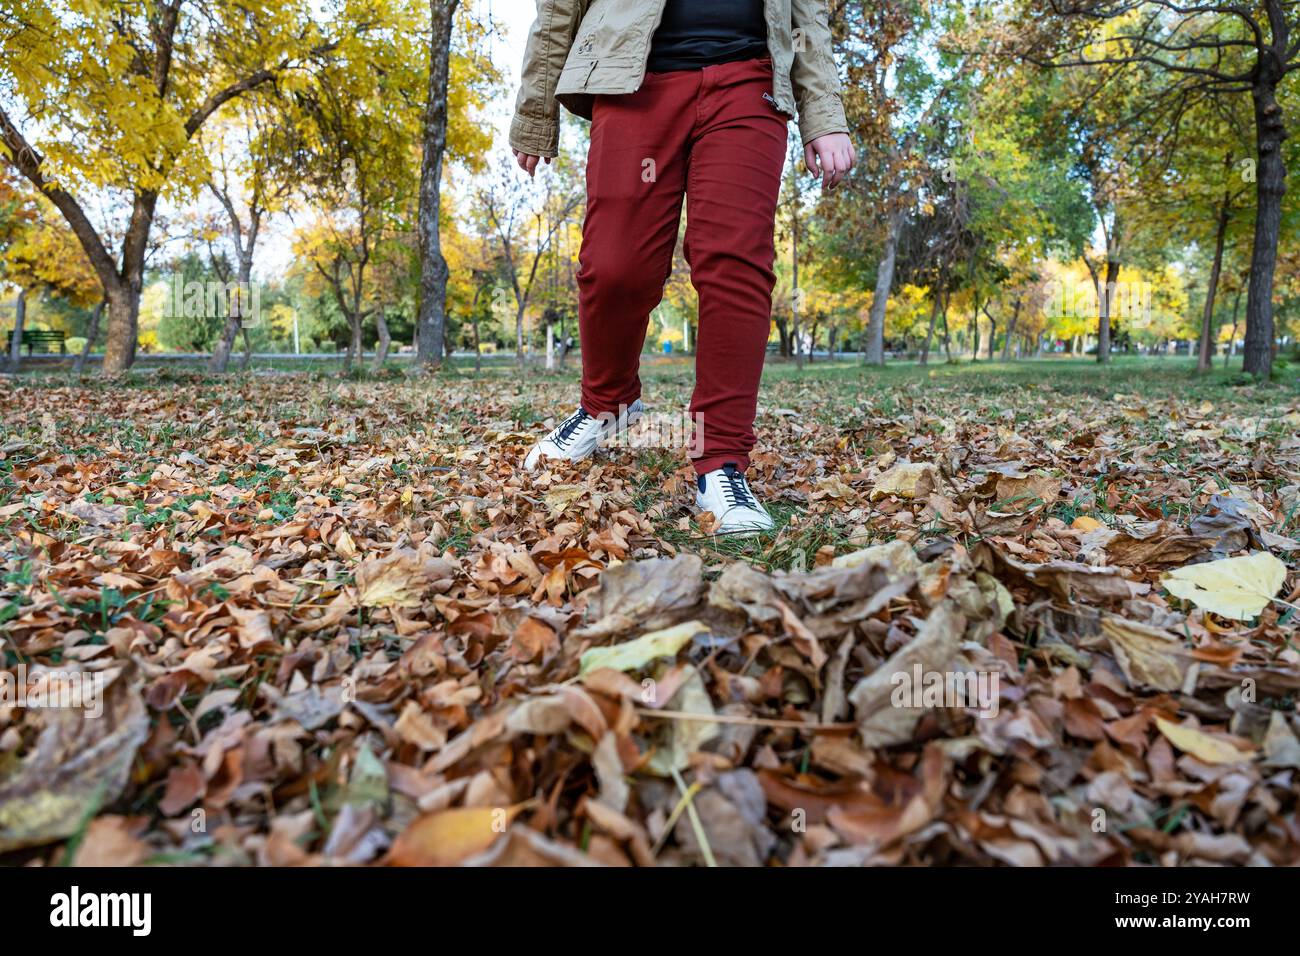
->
[[0, 367, 1297, 866]]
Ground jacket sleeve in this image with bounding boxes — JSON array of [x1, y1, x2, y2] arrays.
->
[[789, 0, 849, 145], [509, 0, 588, 157]]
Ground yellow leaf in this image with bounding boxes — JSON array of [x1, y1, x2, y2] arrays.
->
[[1154, 718, 1255, 765], [579, 620, 708, 676], [1162, 551, 1287, 621], [387, 804, 526, 866], [1071, 515, 1102, 532], [871, 461, 937, 500]]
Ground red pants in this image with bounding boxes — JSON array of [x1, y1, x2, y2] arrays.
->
[[576, 57, 787, 474]]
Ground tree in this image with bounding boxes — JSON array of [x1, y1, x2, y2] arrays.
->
[[294, 8, 428, 372], [0, 0, 340, 375], [415, 5, 498, 368], [156, 251, 233, 353], [415, 0, 460, 369], [0, 173, 100, 369], [479, 165, 581, 367], [1039, 0, 1300, 377], [204, 105, 302, 373], [826, 0, 973, 366], [1037, 45, 1151, 364], [1116, 93, 1255, 371]]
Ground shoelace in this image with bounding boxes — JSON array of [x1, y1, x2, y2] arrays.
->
[[552, 408, 593, 450], [720, 469, 757, 509]]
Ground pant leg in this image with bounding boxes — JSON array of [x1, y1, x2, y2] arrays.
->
[[576, 72, 695, 416], [682, 58, 788, 474]]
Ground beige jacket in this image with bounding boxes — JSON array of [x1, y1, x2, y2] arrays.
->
[[509, 0, 849, 157]]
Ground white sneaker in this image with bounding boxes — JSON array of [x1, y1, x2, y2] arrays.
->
[[524, 400, 645, 471], [696, 463, 774, 535]]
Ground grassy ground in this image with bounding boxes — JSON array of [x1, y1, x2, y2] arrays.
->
[[4, 355, 1297, 572], [1, 354, 1297, 866]]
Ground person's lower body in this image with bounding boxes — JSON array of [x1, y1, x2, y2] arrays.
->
[[524, 57, 787, 534]]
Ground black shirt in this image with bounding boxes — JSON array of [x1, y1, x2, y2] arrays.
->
[[646, 0, 769, 73]]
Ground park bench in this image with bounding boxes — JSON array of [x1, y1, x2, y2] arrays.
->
[[5, 329, 67, 355]]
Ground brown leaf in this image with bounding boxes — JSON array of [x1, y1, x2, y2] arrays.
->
[[0, 667, 149, 852], [848, 602, 966, 747], [70, 815, 151, 866], [575, 554, 703, 638], [356, 547, 457, 608], [1101, 615, 1194, 692]]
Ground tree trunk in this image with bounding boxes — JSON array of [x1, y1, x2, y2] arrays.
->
[[415, 0, 460, 369], [775, 317, 789, 357], [1197, 195, 1231, 373], [210, 255, 256, 374], [790, 180, 803, 371], [939, 291, 952, 362], [1224, 284, 1245, 369], [1001, 296, 1021, 361], [343, 311, 363, 371], [472, 310, 483, 373], [921, 290, 941, 365], [208, 189, 260, 372], [74, 300, 104, 377], [1094, 258, 1119, 364], [984, 306, 997, 360], [1243, 76, 1285, 378], [211, 313, 242, 373], [8, 288, 27, 369], [372, 309, 392, 370], [103, 280, 141, 376], [863, 209, 901, 365], [101, 189, 159, 375], [515, 306, 526, 367]]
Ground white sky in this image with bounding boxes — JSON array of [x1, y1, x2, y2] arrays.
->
[[481, 0, 536, 116]]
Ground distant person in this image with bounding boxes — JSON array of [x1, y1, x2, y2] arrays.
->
[[511, 0, 854, 534]]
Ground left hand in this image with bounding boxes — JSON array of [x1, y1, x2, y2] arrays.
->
[[803, 133, 856, 191]]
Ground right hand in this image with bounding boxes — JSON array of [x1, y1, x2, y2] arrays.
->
[[512, 150, 553, 177]]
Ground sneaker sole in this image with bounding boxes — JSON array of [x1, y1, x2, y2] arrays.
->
[[695, 498, 774, 537]]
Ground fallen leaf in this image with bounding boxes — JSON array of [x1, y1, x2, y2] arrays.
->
[[872, 461, 938, 500], [0, 668, 149, 853], [1101, 616, 1193, 691], [1163, 551, 1288, 620], [1154, 718, 1255, 765], [579, 620, 708, 676], [356, 548, 457, 608], [387, 803, 527, 866], [848, 602, 966, 747]]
